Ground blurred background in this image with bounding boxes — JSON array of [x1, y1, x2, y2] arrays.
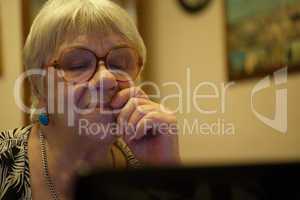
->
[[0, 0, 299, 166]]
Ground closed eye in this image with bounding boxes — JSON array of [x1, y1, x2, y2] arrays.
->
[[68, 64, 88, 70], [109, 64, 126, 70]]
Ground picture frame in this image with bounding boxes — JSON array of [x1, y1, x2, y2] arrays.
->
[[225, 0, 300, 81]]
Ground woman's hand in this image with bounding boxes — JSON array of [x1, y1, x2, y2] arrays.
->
[[111, 87, 180, 166]]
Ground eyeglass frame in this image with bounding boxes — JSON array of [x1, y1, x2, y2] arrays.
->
[[45, 44, 143, 83]]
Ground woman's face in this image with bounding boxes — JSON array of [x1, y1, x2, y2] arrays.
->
[[45, 32, 138, 140]]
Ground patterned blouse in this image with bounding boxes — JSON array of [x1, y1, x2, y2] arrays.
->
[[0, 125, 139, 200]]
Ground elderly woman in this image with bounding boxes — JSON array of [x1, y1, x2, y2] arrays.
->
[[0, 0, 180, 199]]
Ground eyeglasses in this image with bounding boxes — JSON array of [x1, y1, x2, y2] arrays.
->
[[47, 45, 142, 83]]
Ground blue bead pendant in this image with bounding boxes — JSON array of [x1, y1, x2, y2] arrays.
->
[[39, 113, 49, 126]]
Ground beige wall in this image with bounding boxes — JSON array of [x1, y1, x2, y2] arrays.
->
[[0, 0, 23, 129], [139, 0, 300, 166]]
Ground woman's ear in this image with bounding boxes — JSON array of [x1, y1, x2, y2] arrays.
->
[[31, 77, 47, 104]]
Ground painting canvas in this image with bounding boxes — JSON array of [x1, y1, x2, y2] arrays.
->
[[226, 0, 300, 80]]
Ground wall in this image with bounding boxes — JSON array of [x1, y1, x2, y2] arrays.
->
[[139, 0, 300, 166], [0, 0, 23, 129]]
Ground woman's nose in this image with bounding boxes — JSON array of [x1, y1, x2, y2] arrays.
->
[[89, 60, 117, 90]]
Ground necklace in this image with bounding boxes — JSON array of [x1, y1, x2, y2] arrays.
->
[[39, 130, 60, 200]]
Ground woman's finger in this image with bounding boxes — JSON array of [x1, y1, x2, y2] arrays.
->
[[118, 97, 148, 136], [134, 111, 177, 141], [126, 105, 157, 140], [134, 111, 159, 141], [110, 87, 148, 109]]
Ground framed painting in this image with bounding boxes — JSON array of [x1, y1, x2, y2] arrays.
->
[[225, 0, 300, 81]]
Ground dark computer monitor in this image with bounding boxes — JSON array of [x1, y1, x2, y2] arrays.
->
[[75, 162, 300, 200]]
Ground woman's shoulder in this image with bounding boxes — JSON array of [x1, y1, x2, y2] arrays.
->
[[0, 125, 33, 155], [0, 124, 33, 200]]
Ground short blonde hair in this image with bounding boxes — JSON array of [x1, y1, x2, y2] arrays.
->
[[23, 0, 146, 120]]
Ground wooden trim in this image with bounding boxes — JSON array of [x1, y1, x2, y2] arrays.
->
[[21, 0, 31, 125]]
